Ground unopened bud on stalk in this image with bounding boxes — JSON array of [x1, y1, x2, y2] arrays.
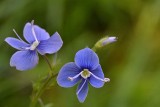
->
[[92, 36, 117, 51]]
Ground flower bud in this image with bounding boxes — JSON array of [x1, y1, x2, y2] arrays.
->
[[103, 37, 117, 45], [94, 36, 117, 48]]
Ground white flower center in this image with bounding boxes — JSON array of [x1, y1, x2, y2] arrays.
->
[[81, 69, 91, 79], [30, 41, 39, 50]]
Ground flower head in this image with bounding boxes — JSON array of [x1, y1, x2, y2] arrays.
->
[[57, 48, 110, 103], [5, 20, 63, 71]]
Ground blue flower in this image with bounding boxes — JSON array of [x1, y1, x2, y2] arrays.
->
[[5, 21, 63, 71], [57, 48, 110, 103]]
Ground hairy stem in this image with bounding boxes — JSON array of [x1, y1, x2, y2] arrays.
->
[[42, 55, 54, 76], [38, 98, 45, 107], [29, 55, 58, 107]]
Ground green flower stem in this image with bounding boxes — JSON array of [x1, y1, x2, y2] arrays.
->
[[38, 98, 45, 107], [92, 46, 97, 52], [30, 74, 57, 107], [42, 55, 54, 76], [29, 55, 58, 107]]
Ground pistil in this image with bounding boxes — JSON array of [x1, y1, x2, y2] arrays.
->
[[30, 41, 39, 50], [81, 69, 91, 79]]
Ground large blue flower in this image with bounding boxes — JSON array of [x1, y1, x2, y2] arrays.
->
[[5, 21, 63, 71], [57, 48, 110, 103]]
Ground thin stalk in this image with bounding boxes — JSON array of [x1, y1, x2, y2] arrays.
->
[[92, 46, 97, 52], [42, 55, 53, 76], [29, 55, 58, 107], [38, 98, 45, 107], [29, 74, 57, 107]]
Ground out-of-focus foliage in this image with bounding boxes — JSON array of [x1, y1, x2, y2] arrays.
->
[[0, 0, 160, 107]]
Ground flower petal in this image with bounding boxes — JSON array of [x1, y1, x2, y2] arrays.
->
[[76, 79, 88, 103], [89, 65, 105, 88], [37, 32, 63, 55], [75, 48, 99, 70], [10, 50, 38, 71], [23, 23, 50, 43], [5, 37, 29, 50], [57, 62, 81, 87]]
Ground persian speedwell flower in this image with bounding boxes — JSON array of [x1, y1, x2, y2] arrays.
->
[[5, 20, 63, 71], [57, 48, 110, 103]]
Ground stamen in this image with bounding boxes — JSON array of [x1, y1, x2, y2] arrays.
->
[[31, 20, 38, 42], [89, 72, 110, 82], [13, 29, 23, 41], [68, 72, 81, 81], [104, 78, 110, 82], [76, 79, 87, 95], [20, 47, 30, 50]]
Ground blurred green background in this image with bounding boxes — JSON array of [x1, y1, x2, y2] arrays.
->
[[0, 0, 160, 107]]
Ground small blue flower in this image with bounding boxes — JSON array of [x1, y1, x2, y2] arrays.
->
[[57, 48, 110, 103], [5, 21, 63, 71]]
